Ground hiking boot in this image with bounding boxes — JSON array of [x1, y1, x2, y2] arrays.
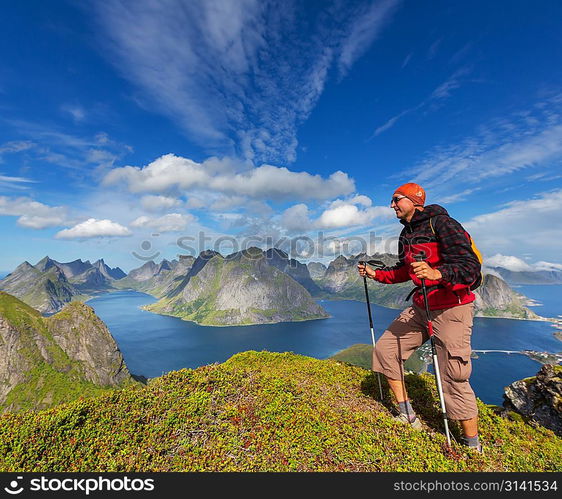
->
[[393, 413, 423, 430]]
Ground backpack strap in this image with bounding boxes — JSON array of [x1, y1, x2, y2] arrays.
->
[[428, 214, 482, 290]]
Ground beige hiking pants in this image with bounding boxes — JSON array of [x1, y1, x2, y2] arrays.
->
[[372, 302, 478, 420]]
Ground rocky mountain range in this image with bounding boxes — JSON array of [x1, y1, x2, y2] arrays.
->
[[0, 249, 547, 325], [308, 253, 542, 320], [143, 248, 329, 326], [0, 257, 126, 314], [487, 266, 562, 285], [0, 291, 137, 413]]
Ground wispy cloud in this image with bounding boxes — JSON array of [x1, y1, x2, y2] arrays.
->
[[484, 254, 562, 272], [61, 104, 86, 123], [93, 0, 400, 164], [0, 173, 37, 191], [2, 120, 132, 180], [401, 52, 413, 69], [403, 94, 562, 195], [427, 38, 442, 60], [0, 140, 35, 157], [337, 0, 401, 78], [370, 66, 472, 137]]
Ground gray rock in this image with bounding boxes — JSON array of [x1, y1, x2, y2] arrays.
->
[[503, 365, 562, 436]]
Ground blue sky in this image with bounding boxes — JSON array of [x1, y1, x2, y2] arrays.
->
[[1, 0, 562, 272]]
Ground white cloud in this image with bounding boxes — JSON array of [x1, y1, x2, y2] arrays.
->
[[280, 198, 393, 232], [130, 213, 195, 232], [94, 0, 398, 164], [486, 254, 562, 272], [485, 254, 534, 272], [0, 196, 68, 229], [140, 195, 182, 212], [280, 204, 313, 232], [55, 218, 132, 239], [463, 189, 562, 261], [185, 197, 206, 209], [534, 261, 562, 271], [104, 153, 355, 201], [316, 204, 391, 228]]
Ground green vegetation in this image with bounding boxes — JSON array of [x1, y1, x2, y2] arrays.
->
[[0, 351, 559, 472], [331, 343, 426, 373]]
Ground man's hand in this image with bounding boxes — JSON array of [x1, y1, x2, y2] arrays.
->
[[411, 261, 442, 281], [357, 262, 377, 279]]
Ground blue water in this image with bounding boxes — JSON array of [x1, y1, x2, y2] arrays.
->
[[514, 285, 562, 319], [87, 291, 562, 406]]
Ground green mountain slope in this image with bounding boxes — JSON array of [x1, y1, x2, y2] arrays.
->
[[0, 351, 559, 472], [0, 292, 137, 413], [145, 249, 329, 326], [331, 343, 426, 373]]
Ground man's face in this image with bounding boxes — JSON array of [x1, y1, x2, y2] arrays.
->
[[391, 194, 416, 221]]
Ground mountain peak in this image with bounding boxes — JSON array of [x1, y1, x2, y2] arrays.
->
[[35, 256, 59, 272]]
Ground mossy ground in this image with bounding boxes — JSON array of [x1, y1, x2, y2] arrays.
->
[[331, 343, 426, 373], [0, 351, 559, 472]]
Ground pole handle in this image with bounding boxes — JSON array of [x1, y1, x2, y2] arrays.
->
[[414, 251, 426, 262]]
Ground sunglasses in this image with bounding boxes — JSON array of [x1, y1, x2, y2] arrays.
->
[[390, 195, 407, 205]]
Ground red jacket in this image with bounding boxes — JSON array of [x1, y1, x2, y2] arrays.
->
[[373, 204, 481, 311]]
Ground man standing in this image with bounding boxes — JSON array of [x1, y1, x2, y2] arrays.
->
[[358, 182, 482, 452]]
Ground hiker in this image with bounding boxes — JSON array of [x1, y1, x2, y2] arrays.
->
[[357, 183, 483, 452]]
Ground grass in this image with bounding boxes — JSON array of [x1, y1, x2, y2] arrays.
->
[[0, 351, 559, 472], [331, 343, 426, 373]]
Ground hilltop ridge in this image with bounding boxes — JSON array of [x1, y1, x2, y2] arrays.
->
[[0, 351, 559, 472]]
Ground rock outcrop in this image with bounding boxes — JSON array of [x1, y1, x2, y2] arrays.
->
[[307, 262, 327, 279], [473, 274, 542, 319], [264, 248, 320, 294], [503, 364, 562, 436], [0, 291, 134, 413], [115, 256, 196, 298]]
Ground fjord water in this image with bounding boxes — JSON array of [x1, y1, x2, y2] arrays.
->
[[87, 288, 562, 406]]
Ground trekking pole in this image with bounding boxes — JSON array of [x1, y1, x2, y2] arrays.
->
[[359, 259, 385, 400], [414, 251, 452, 448]]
